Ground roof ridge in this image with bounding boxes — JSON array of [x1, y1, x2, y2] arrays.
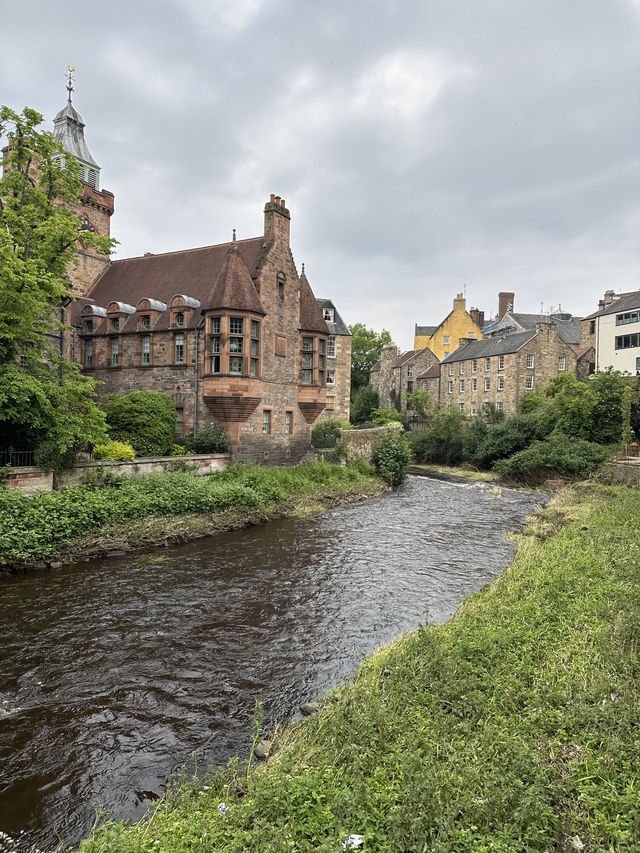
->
[[110, 236, 264, 265]]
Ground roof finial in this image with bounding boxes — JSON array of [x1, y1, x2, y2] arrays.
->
[[232, 228, 236, 242], [66, 66, 75, 103], [301, 262, 305, 274]]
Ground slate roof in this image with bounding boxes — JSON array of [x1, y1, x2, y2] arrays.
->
[[203, 243, 265, 315], [583, 291, 640, 320], [395, 350, 416, 367], [485, 312, 581, 345], [299, 272, 329, 334], [417, 364, 440, 380], [441, 330, 537, 363], [415, 324, 437, 336], [316, 298, 351, 336]]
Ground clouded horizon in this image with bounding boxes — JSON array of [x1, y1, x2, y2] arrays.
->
[[2, 0, 638, 349]]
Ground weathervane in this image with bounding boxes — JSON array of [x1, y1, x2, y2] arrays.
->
[[66, 66, 75, 103]]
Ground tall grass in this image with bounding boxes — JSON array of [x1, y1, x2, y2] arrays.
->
[[79, 483, 640, 851]]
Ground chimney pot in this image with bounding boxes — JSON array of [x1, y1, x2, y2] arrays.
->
[[270, 194, 276, 202], [275, 196, 281, 204], [280, 198, 285, 207]]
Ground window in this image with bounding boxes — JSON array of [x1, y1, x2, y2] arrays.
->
[[84, 320, 93, 334], [459, 380, 465, 392], [448, 364, 454, 376], [526, 375, 534, 390], [285, 411, 293, 434], [250, 339, 259, 356], [558, 356, 566, 371], [230, 317, 244, 335], [472, 378, 477, 392], [319, 338, 325, 354], [497, 376, 504, 391], [111, 337, 119, 366], [302, 369, 313, 385], [211, 335, 221, 353], [498, 355, 504, 370], [443, 335, 450, 345], [448, 381, 453, 394], [175, 312, 184, 327], [141, 335, 150, 365], [496, 402, 503, 412], [459, 362, 465, 375], [84, 339, 93, 367], [262, 410, 271, 434], [111, 318, 119, 332], [251, 319, 259, 338], [318, 370, 324, 385], [328, 336, 336, 358], [174, 332, 185, 364], [326, 397, 335, 411], [229, 337, 243, 353], [302, 337, 313, 351], [302, 351, 313, 367], [616, 311, 640, 325], [318, 354, 325, 368], [407, 365, 413, 378], [484, 377, 490, 391], [468, 332, 475, 338], [526, 354, 534, 369], [471, 406, 477, 416], [323, 307, 334, 322], [459, 403, 465, 412], [210, 355, 221, 374], [250, 358, 258, 377], [485, 357, 491, 371], [589, 320, 596, 334], [176, 408, 184, 434], [327, 369, 336, 385], [407, 380, 413, 393], [229, 355, 243, 374], [277, 273, 285, 301], [141, 314, 151, 329], [615, 333, 640, 350], [210, 316, 221, 334], [472, 359, 477, 373]]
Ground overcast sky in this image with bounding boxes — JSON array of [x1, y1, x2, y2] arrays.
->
[[2, 0, 638, 349]]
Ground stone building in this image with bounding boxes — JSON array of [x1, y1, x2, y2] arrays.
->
[[414, 293, 484, 359], [315, 297, 352, 422], [72, 196, 331, 464], [370, 344, 439, 416], [483, 291, 583, 347], [439, 322, 594, 417], [580, 289, 640, 374]]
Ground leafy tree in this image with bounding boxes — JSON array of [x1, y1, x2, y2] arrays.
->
[[406, 387, 434, 424], [349, 322, 392, 395], [106, 391, 177, 457], [410, 406, 468, 465], [589, 369, 628, 445], [372, 429, 411, 486], [351, 384, 379, 425], [0, 106, 114, 469], [311, 418, 344, 448]]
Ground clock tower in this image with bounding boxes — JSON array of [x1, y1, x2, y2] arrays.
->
[[53, 69, 114, 297]]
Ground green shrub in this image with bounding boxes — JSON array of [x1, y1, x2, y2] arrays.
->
[[464, 412, 547, 469], [372, 429, 411, 486], [171, 444, 186, 456], [93, 441, 136, 462], [33, 440, 78, 474], [311, 419, 344, 448], [351, 385, 379, 425], [370, 408, 403, 426], [106, 392, 177, 457], [184, 422, 229, 454], [410, 406, 468, 465], [493, 434, 608, 483]]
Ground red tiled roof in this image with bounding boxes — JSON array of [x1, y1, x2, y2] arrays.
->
[[203, 243, 265, 314], [417, 364, 440, 379], [395, 350, 415, 367]]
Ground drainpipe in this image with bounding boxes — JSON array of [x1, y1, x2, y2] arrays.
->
[[194, 325, 200, 435]]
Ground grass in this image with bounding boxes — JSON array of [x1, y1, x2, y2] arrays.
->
[[77, 481, 640, 852]]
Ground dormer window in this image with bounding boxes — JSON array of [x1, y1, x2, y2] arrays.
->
[[323, 307, 334, 322], [175, 312, 185, 327], [111, 318, 119, 332], [141, 315, 151, 329], [84, 320, 93, 334]]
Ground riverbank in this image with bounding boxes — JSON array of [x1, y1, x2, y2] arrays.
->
[[78, 480, 640, 852], [0, 462, 386, 574]]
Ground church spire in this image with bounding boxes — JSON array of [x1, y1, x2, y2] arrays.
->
[[53, 67, 101, 190]]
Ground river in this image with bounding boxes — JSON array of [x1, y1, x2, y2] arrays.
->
[[0, 476, 545, 851]]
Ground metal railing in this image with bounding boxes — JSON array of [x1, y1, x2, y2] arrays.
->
[[0, 448, 36, 467]]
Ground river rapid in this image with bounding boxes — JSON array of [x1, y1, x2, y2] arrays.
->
[[0, 476, 545, 851]]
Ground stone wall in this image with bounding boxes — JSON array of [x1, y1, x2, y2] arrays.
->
[[56, 453, 231, 489], [5, 467, 54, 495], [339, 426, 391, 461]]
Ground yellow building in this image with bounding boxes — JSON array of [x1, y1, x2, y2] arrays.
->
[[414, 293, 484, 360]]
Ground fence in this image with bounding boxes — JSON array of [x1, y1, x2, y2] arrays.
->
[[0, 448, 36, 467]]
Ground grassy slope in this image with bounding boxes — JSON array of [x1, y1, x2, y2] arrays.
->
[[80, 483, 640, 852]]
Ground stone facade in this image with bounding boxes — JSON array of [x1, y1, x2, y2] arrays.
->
[[315, 298, 352, 423], [439, 323, 594, 416], [370, 344, 439, 416]]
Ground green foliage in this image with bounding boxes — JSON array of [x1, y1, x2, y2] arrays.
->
[[405, 387, 434, 423], [464, 412, 547, 469], [494, 434, 608, 482], [370, 407, 403, 426], [589, 368, 628, 445], [311, 418, 344, 448], [621, 385, 633, 446], [410, 406, 468, 465], [184, 421, 229, 454], [92, 441, 136, 462], [350, 384, 379, 425], [0, 106, 113, 459], [106, 392, 177, 457], [348, 323, 392, 395], [171, 444, 186, 456], [372, 429, 410, 486]]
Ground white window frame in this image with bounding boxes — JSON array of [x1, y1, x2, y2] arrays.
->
[[526, 354, 534, 369]]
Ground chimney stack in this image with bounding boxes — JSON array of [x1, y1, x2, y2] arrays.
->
[[470, 307, 485, 328], [498, 292, 515, 318], [264, 193, 291, 245]]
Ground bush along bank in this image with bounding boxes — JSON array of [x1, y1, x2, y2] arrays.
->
[[79, 482, 640, 852], [0, 461, 384, 571]]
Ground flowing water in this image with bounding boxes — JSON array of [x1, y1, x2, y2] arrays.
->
[[0, 476, 545, 851]]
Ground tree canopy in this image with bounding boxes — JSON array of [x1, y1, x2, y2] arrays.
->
[[348, 322, 392, 395], [0, 106, 115, 470]]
